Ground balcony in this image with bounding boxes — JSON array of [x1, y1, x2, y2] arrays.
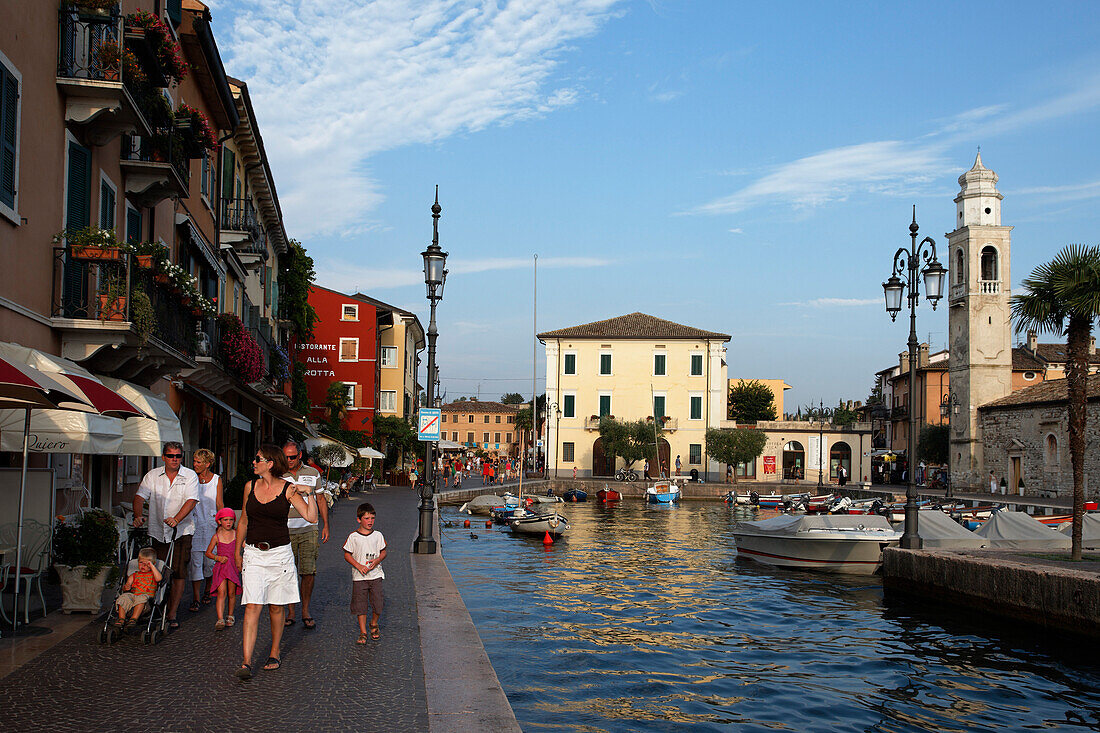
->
[[890, 405, 908, 420], [56, 6, 154, 144], [220, 197, 260, 237], [978, 280, 1001, 295], [119, 132, 190, 207]]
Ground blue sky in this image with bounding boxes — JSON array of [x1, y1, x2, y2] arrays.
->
[[208, 0, 1100, 410]]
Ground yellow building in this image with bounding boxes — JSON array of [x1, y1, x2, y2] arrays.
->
[[355, 294, 424, 422], [539, 313, 730, 478]]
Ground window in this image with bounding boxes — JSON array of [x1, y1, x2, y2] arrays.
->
[[599, 352, 612, 375], [441, 414, 447, 423], [980, 246, 998, 281], [125, 204, 142, 244], [505, 432, 512, 443], [484, 415, 490, 423], [495, 415, 501, 423], [689, 444, 702, 465], [564, 352, 576, 375], [653, 394, 666, 419], [599, 394, 611, 417], [339, 338, 358, 361], [380, 346, 397, 367], [342, 304, 359, 321], [653, 353, 666, 376], [0, 54, 21, 221], [507, 415, 514, 423], [483, 432, 489, 443], [468, 415, 474, 423], [735, 461, 756, 479], [494, 432, 501, 443], [99, 176, 116, 230], [344, 383, 356, 407], [689, 395, 703, 420], [466, 431, 474, 444], [955, 249, 964, 284], [379, 391, 396, 412], [563, 393, 575, 418], [1023, 371, 1037, 381], [690, 353, 704, 376], [562, 442, 575, 462]]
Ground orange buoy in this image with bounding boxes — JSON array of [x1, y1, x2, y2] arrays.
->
[[543, 531, 553, 545], [485, 520, 492, 528], [463, 519, 471, 528]]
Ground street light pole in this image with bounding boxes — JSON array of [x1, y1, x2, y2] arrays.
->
[[806, 401, 833, 488], [413, 187, 448, 555], [883, 207, 947, 550]]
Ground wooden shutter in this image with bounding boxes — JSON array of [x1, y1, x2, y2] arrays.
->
[[126, 207, 142, 244], [0, 64, 18, 209], [99, 181, 115, 230], [62, 141, 92, 317], [220, 147, 234, 223]]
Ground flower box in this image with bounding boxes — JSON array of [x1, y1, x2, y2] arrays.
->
[[72, 245, 123, 261], [153, 273, 169, 285], [97, 294, 127, 321], [134, 254, 155, 269]]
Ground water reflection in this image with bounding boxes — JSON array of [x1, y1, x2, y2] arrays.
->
[[440, 502, 1100, 732]]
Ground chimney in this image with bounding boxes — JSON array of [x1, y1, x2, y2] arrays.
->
[[899, 351, 908, 373], [919, 343, 930, 368], [1027, 330, 1037, 353]]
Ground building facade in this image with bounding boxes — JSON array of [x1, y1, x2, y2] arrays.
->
[[540, 313, 729, 478], [440, 400, 521, 456]]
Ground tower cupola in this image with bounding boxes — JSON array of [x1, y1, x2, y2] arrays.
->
[[954, 150, 1003, 227]]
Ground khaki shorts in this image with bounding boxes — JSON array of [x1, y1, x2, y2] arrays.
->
[[116, 592, 153, 613], [289, 528, 319, 575], [153, 535, 191, 578]]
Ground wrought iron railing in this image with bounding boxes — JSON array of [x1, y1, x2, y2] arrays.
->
[[220, 197, 259, 235], [53, 246, 130, 320], [131, 265, 197, 357], [57, 6, 122, 82], [121, 131, 190, 189]]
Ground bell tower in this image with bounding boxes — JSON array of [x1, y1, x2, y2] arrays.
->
[[947, 152, 1013, 490]]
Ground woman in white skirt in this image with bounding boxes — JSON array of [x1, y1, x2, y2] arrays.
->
[[234, 443, 316, 680]]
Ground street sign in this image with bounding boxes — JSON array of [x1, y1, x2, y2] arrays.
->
[[417, 408, 441, 442]]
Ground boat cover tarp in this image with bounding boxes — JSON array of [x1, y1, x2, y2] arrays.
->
[[915, 510, 987, 549], [975, 511, 1072, 550], [1060, 513, 1100, 550], [460, 495, 505, 513], [737, 514, 894, 535]]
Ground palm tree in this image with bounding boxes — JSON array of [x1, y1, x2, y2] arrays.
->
[[1011, 244, 1100, 560]]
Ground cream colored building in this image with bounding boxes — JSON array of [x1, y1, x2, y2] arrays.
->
[[539, 313, 729, 478], [364, 297, 424, 422]]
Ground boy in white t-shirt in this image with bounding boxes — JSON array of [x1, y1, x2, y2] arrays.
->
[[343, 502, 387, 643]]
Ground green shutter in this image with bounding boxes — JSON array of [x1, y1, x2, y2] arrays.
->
[[126, 207, 142, 244], [63, 141, 92, 317], [220, 148, 235, 216], [99, 181, 115, 230], [0, 64, 18, 209]]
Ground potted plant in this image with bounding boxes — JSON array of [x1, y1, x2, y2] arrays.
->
[[126, 239, 165, 269], [55, 226, 124, 261], [53, 510, 120, 613], [125, 11, 188, 84], [174, 103, 218, 158], [94, 40, 121, 80], [97, 271, 128, 321]]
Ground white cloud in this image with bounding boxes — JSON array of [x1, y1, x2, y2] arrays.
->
[[778, 298, 879, 308], [1011, 179, 1100, 203], [222, 0, 625, 238], [728, 227, 743, 234]]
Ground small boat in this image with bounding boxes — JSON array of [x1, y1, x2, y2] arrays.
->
[[531, 495, 564, 505], [751, 492, 785, 509], [459, 494, 511, 515], [733, 514, 901, 575], [975, 511, 1072, 550], [563, 488, 588, 502], [1034, 514, 1072, 526], [723, 491, 753, 505], [646, 480, 680, 504], [805, 494, 834, 513], [509, 507, 570, 536], [596, 485, 622, 502]]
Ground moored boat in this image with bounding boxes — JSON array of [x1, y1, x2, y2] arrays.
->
[[596, 485, 622, 502], [751, 492, 785, 509], [509, 506, 570, 536], [732, 514, 901, 575], [563, 488, 588, 502], [646, 480, 680, 504], [459, 494, 510, 515]]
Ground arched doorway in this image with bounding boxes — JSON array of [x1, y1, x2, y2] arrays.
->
[[592, 437, 615, 477], [648, 437, 671, 478], [783, 441, 804, 480], [830, 441, 851, 481]]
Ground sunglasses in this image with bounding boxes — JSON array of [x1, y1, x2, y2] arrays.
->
[[252, 455, 271, 463], [285, 453, 300, 460], [164, 453, 183, 459]]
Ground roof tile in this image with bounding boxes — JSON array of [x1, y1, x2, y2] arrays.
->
[[537, 312, 730, 341]]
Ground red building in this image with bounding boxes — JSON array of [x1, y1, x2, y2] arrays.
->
[[298, 285, 379, 435]]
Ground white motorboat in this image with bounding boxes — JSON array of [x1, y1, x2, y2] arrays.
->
[[646, 479, 681, 504], [458, 494, 510, 515], [509, 505, 570, 536], [732, 514, 901, 575]]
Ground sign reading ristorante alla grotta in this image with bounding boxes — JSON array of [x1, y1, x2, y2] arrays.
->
[[297, 343, 337, 377]]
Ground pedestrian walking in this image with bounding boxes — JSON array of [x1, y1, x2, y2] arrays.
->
[[675, 455, 682, 476], [838, 465, 847, 486], [235, 444, 316, 680], [343, 502, 387, 644], [644, 460, 651, 480], [190, 449, 223, 612], [132, 441, 199, 630], [989, 470, 997, 494], [282, 440, 328, 630], [205, 508, 241, 630]]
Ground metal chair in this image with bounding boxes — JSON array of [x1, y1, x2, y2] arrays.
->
[[7, 520, 51, 624], [59, 485, 91, 517]]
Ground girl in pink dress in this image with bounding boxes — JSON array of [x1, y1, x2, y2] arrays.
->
[[205, 508, 242, 630]]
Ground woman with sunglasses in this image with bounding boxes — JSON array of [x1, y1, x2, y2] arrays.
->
[[234, 443, 317, 680]]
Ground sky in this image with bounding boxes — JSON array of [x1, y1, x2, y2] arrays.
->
[[207, 0, 1100, 411]]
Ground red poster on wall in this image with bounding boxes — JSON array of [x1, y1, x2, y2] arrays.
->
[[763, 456, 776, 474]]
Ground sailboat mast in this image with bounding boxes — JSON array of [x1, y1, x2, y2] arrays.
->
[[651, 383, 663, 479], [532, 253, 537, 480]]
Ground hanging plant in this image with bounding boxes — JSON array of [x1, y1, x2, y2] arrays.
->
[[130, 285, 156, 352], [175, 103, 218, 155], [125, 10, 188, 84], [217, 314, 264, 382]]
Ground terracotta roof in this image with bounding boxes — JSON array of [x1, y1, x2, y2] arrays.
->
[[537, 312, 730, 341], [980, 376, 1100, 410], [1012, 347, 1046, 371], [440, 401, 522, 413], [1032, 343, 1100, 365]]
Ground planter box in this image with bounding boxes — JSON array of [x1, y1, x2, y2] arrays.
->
[[97, 294, 127, 321], [153, 273, 169, 284], [71, 245, 123, 261], [135, 254, 155, 269], [55, 564, 112, 613]]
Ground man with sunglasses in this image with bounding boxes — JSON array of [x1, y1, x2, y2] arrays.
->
[[283, 440, 328, 629], [133, 441, 200, 630]]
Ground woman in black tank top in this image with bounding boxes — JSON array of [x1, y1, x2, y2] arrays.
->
[[235, 444, 316, 680]]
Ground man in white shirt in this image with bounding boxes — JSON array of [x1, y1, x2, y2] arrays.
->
[[283, 440, 329, 629], [133, 441, 199, 629]]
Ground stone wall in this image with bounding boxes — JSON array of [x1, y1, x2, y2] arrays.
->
[[980, 401, 1100, 498]]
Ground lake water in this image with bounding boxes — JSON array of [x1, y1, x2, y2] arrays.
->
[[439, 500, 1100, 732]]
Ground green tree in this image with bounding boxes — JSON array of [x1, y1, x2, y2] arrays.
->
[[727, 379, 778, 422], [833, 399, 858, 426], [917, 424, 949, 465], [291, 361, 310, 416], [372, 415, 417, 470], [500, 392, 525, 404], [279, 239, 318, 341], [325, 381, 348, 429], [866, 382, 884, 406], [516, 407, 533, 433], [1011, 243, 1100, 561], [705, 428, 768, 482], [313, 443, 347, 483], [598, 417, 663, 468]]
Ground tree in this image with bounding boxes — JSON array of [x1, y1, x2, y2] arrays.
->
[[917, 424, 949, 465], [280, 239, 318, 341], [325, 381, 348, 429], [372, 415, 417, 470], [728, 379, 777, 422], [313, 443, 347, 484], [500, 392, 525, 405], [515, 407, 533, 433], [705, 428, 767, 482], [833, 399, 858, 426], [1011, 244, 1100, 560], [598, 417, 663, 467], [866, 382, 884, 406]]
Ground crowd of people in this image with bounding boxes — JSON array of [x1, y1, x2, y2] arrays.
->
[[129, 440, 387, 681], [435, 454, 522, 488]]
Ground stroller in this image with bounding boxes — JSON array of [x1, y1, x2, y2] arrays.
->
[[99, 527, 175, 645]]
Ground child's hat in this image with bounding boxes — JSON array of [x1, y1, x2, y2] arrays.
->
[[215, 508, 236, 522]]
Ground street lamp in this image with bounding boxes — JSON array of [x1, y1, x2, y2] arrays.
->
[[940, 392, 960, 419], [805, 401, 833, 488], [413, 186, 448, 555], [882, 206, 946, 550], [547, 401, 560, 479]]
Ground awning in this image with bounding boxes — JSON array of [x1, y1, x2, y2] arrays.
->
[[185, 384, 253, 432], [98, 378, 182, 456], [437, 439, 464, 451]]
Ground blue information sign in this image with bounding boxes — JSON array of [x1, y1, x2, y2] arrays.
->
[[417, 408, 441, 442]]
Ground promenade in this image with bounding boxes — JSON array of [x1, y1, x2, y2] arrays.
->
[[0, 487, 518, 733]]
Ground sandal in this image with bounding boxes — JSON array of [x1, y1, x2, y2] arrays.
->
[[124, 619, 138, 630], [188, 602, 201, 613], [226, 616, 235, 627], [201, 593, 212, 605], [302, 617, 316, 630], [357, 632, 368, 645], [263, 656, 280, 671], [370, 624, 380, 641], [112, 618, 125, 628], [168, 619, 180, 630], [214, 619, 226, 631], [236, 664, 252, 680], [284, 617, 296, 627]]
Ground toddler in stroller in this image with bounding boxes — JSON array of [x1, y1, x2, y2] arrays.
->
[[100, 528, 174, 644], [113, 547, 161, 630]]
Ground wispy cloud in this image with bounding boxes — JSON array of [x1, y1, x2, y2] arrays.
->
[[1011, 180, 1100, 204], [222, 0, 625, 238], [728, 227, 743, 234], [316, 254, 612, 292], [779, 298, 879, 308]]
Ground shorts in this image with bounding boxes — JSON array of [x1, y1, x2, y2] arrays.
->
[[116, 592, 153, 613], [189, 545, 214, 581], [240, 544, 299, 606], [350, 579, 383, 616], [153, 534, 191, 578], [290, 527, 319, 575]]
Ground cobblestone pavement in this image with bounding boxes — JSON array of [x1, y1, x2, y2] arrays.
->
[[0, 487, 428, 733]]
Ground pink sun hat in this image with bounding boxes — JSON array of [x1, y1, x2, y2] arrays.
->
[[215, 508, 236, 523]]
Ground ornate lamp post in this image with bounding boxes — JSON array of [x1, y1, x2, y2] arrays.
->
[[413, 187, 448, 555], [547, 401, 560, 478], [883, 207, 947, 550], [805, 401, 833, 488]]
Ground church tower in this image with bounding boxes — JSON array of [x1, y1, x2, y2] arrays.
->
[[947, 152, 1013, 490]]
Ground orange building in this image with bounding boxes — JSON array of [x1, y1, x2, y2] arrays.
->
[[440, 401, 522, 457]]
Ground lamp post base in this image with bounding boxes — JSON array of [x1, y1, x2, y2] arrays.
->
[[413, 497, 437, 554], [412, 538, 438, 554]]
